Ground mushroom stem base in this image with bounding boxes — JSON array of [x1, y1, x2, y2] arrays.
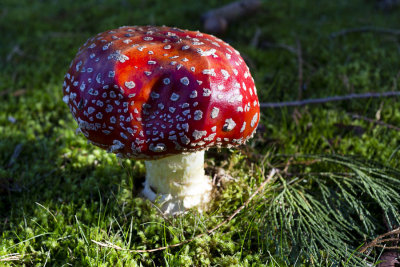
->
[[142, 150, 212, 215]]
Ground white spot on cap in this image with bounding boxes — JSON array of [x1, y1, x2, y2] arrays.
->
[[198, 48, 216, 56], [211, 107, 219, 119], [181, 135, 190, 145], [190, 90, 197, 98], [76, 61, 82, 71], [202, 69, 216, 76], [109, 140, 124, 152], [192, 130, 207, 140], [96, 73, 102, 84], [203, 88, 211, 97], [180, 77, 189, 86], [103, 43, 112, 50], [170, 93, 180, 101], [80, 82, 86, 91], [194, 110, 203, 120], [106, 104, 113, 113], [251, 113, 258, 127], [120, 132, 128, 140], [151, 92, 160, 99], [163, 78, 170, 85], [63, 95, 69, 104], [88, 107, 95, 114], [221, 69, 230, 80], [125, 81, 135, 89], [223, 118, 236, 132], [96, 112, 103, 119], [108, 50, 129, 63], [240, 122, 246, 133], [182, 123, 189, 132], [204, 133, 216, 141]]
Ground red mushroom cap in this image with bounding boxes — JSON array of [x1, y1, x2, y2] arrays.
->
[[63, 26, 260, 159]]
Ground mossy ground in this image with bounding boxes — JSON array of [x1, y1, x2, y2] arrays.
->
[[1, 0, 400, 266]]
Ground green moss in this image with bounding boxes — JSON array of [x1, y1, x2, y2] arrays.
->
[[1, 0, 400, 265]]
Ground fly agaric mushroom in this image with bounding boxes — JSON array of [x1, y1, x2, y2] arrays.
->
[[63, 26, 260, 214]]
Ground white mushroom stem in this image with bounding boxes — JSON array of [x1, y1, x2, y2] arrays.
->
[[142, 150, 212, 215]]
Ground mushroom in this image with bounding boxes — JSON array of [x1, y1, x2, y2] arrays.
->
[[63, 26, 260, 215]]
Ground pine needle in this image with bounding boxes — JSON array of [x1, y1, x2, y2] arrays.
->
[[260, 154, 400, 265]]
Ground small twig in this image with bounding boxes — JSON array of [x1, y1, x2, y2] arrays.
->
[[359, 227, 400, 253], [35, 202, 58, 223], [282, 157, 294, 174], [92, 168, 277, 253], [207, 168, 276, 233], [7, 144, 23, 168], [148, 201, 173, 225], [260, 91, 400, 108], [350, 114, 400, 132], [250, 27, 262, 48], [0, 89, 27, 97], [375, 238, 400, 244], [261, 41, 297, 54], [0, 253, 21, 262], [6, 45, 23, 62], [330, 26, 400, 38], [368, 245, 399, 250], [202, 0, 262, 34]]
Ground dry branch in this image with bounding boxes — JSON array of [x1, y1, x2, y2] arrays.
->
[[260, 91, 400, 108], [202, 0, 262, 34], [92, 168, 277, 253], [359, 227, 400, 254]]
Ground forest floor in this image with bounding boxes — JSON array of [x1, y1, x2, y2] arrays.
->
[[1, 0, 400, 266]]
